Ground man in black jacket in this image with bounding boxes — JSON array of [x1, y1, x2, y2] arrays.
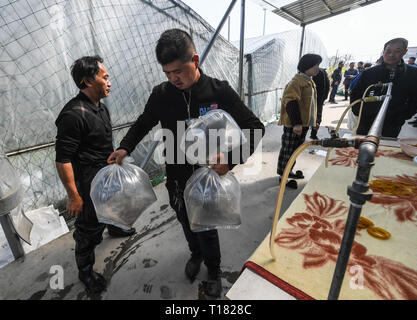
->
[[351, 38, 417, 137], [310, 68, 330, 139], [55, 56, 136, 294], [329, 61, 344, 104], [107, 29, 265, 298]]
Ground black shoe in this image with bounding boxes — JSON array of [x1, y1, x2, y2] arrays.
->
[[107, 225, 136, 237], [279, 177, 298, 189], [329, 100, 337, 104], [206, 268, 222, 298], [79, 266, 106, 294], [289, 170, 304, 179], [185, 256, 203, 281]]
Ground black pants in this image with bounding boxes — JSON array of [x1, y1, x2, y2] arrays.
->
[[73, 166, 106, 271], [329, 82, 338, 101], [344, 83, 350, 100], [166, 179, 221, 271]]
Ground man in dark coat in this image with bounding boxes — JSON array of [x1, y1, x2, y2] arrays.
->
[[351, 38, 417, 137], [329, 61, 344, 104], [310, 68, 330, 139]]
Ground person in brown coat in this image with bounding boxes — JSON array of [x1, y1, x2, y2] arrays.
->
[[277, 54, 321, 189]]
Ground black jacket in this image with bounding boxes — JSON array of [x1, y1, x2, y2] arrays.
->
[[55, 92, 113, 178], [331, 67, 342, 84], [119, 70, 265, 187], [313, 68, 330, 107], [350, 60, 417, 137]]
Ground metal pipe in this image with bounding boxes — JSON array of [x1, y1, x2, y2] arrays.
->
[[299, 24, 305, 59], [263, 8, 266, 36], [228, 16, 231, 41], [367, 83, 393, 137], [200, 0, 238, 66], [0, 213, 25, 260], [327, 82, 393, 300], [139, 140, 159, 170], [238, 0, 246, 98], [247, 54, 253, 111]]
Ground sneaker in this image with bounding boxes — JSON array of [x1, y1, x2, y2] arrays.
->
[[78, 266, 106, 294], [107, 225, 136, 237], [185, 256, 203, 281], [206, 268, 222, 298]]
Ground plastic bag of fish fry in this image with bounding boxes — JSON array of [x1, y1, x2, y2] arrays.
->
[[90, 157, 157, 230], [184, 167, 241, 232], [181, 109, 247, 165]]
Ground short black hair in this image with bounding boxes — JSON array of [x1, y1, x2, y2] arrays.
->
[[364, 62, 372, 68], [383, 38, 408, 51], [155, 29, 196, 65], [410, 57, 416, 61], [71, 55, 103, 89]]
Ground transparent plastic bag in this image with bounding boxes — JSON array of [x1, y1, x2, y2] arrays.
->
[[184, 167, 241, 232], [181, 109, 247, 165], [90, 157, 157, 230]]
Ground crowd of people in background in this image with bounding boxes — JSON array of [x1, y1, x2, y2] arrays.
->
[[278, 37, 417, 189], [326, 51, 417, 129]]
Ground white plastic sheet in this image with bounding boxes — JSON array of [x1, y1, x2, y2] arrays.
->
[[0, 205, 68, 269]]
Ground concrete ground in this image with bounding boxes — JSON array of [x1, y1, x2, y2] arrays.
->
[[0, 95, 416, 300]]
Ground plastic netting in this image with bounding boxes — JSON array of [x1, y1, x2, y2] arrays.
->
[[0, 0, 328, 213], [0, 0, 240, 212], [242, 29, 329, 122]]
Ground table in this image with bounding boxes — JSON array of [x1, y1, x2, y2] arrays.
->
[[228, 144, 417, 300]]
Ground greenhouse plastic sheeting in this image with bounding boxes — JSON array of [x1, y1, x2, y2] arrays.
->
[[239, 29, 328, 122], [0, 0, 240, 212], [1, 0, 328, 213]]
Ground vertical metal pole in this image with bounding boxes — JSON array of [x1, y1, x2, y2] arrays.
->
[[238, 0, 246, 98], [263, 8, 266, 36], [200, 0, 238, 66], [228, 16, 231, 42], [247, 54, 253, 112], [299, 24, 305, 59], [0, 213, 25, 260]]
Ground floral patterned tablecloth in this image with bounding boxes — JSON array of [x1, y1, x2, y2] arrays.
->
[[244, 146, 417, 300]]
